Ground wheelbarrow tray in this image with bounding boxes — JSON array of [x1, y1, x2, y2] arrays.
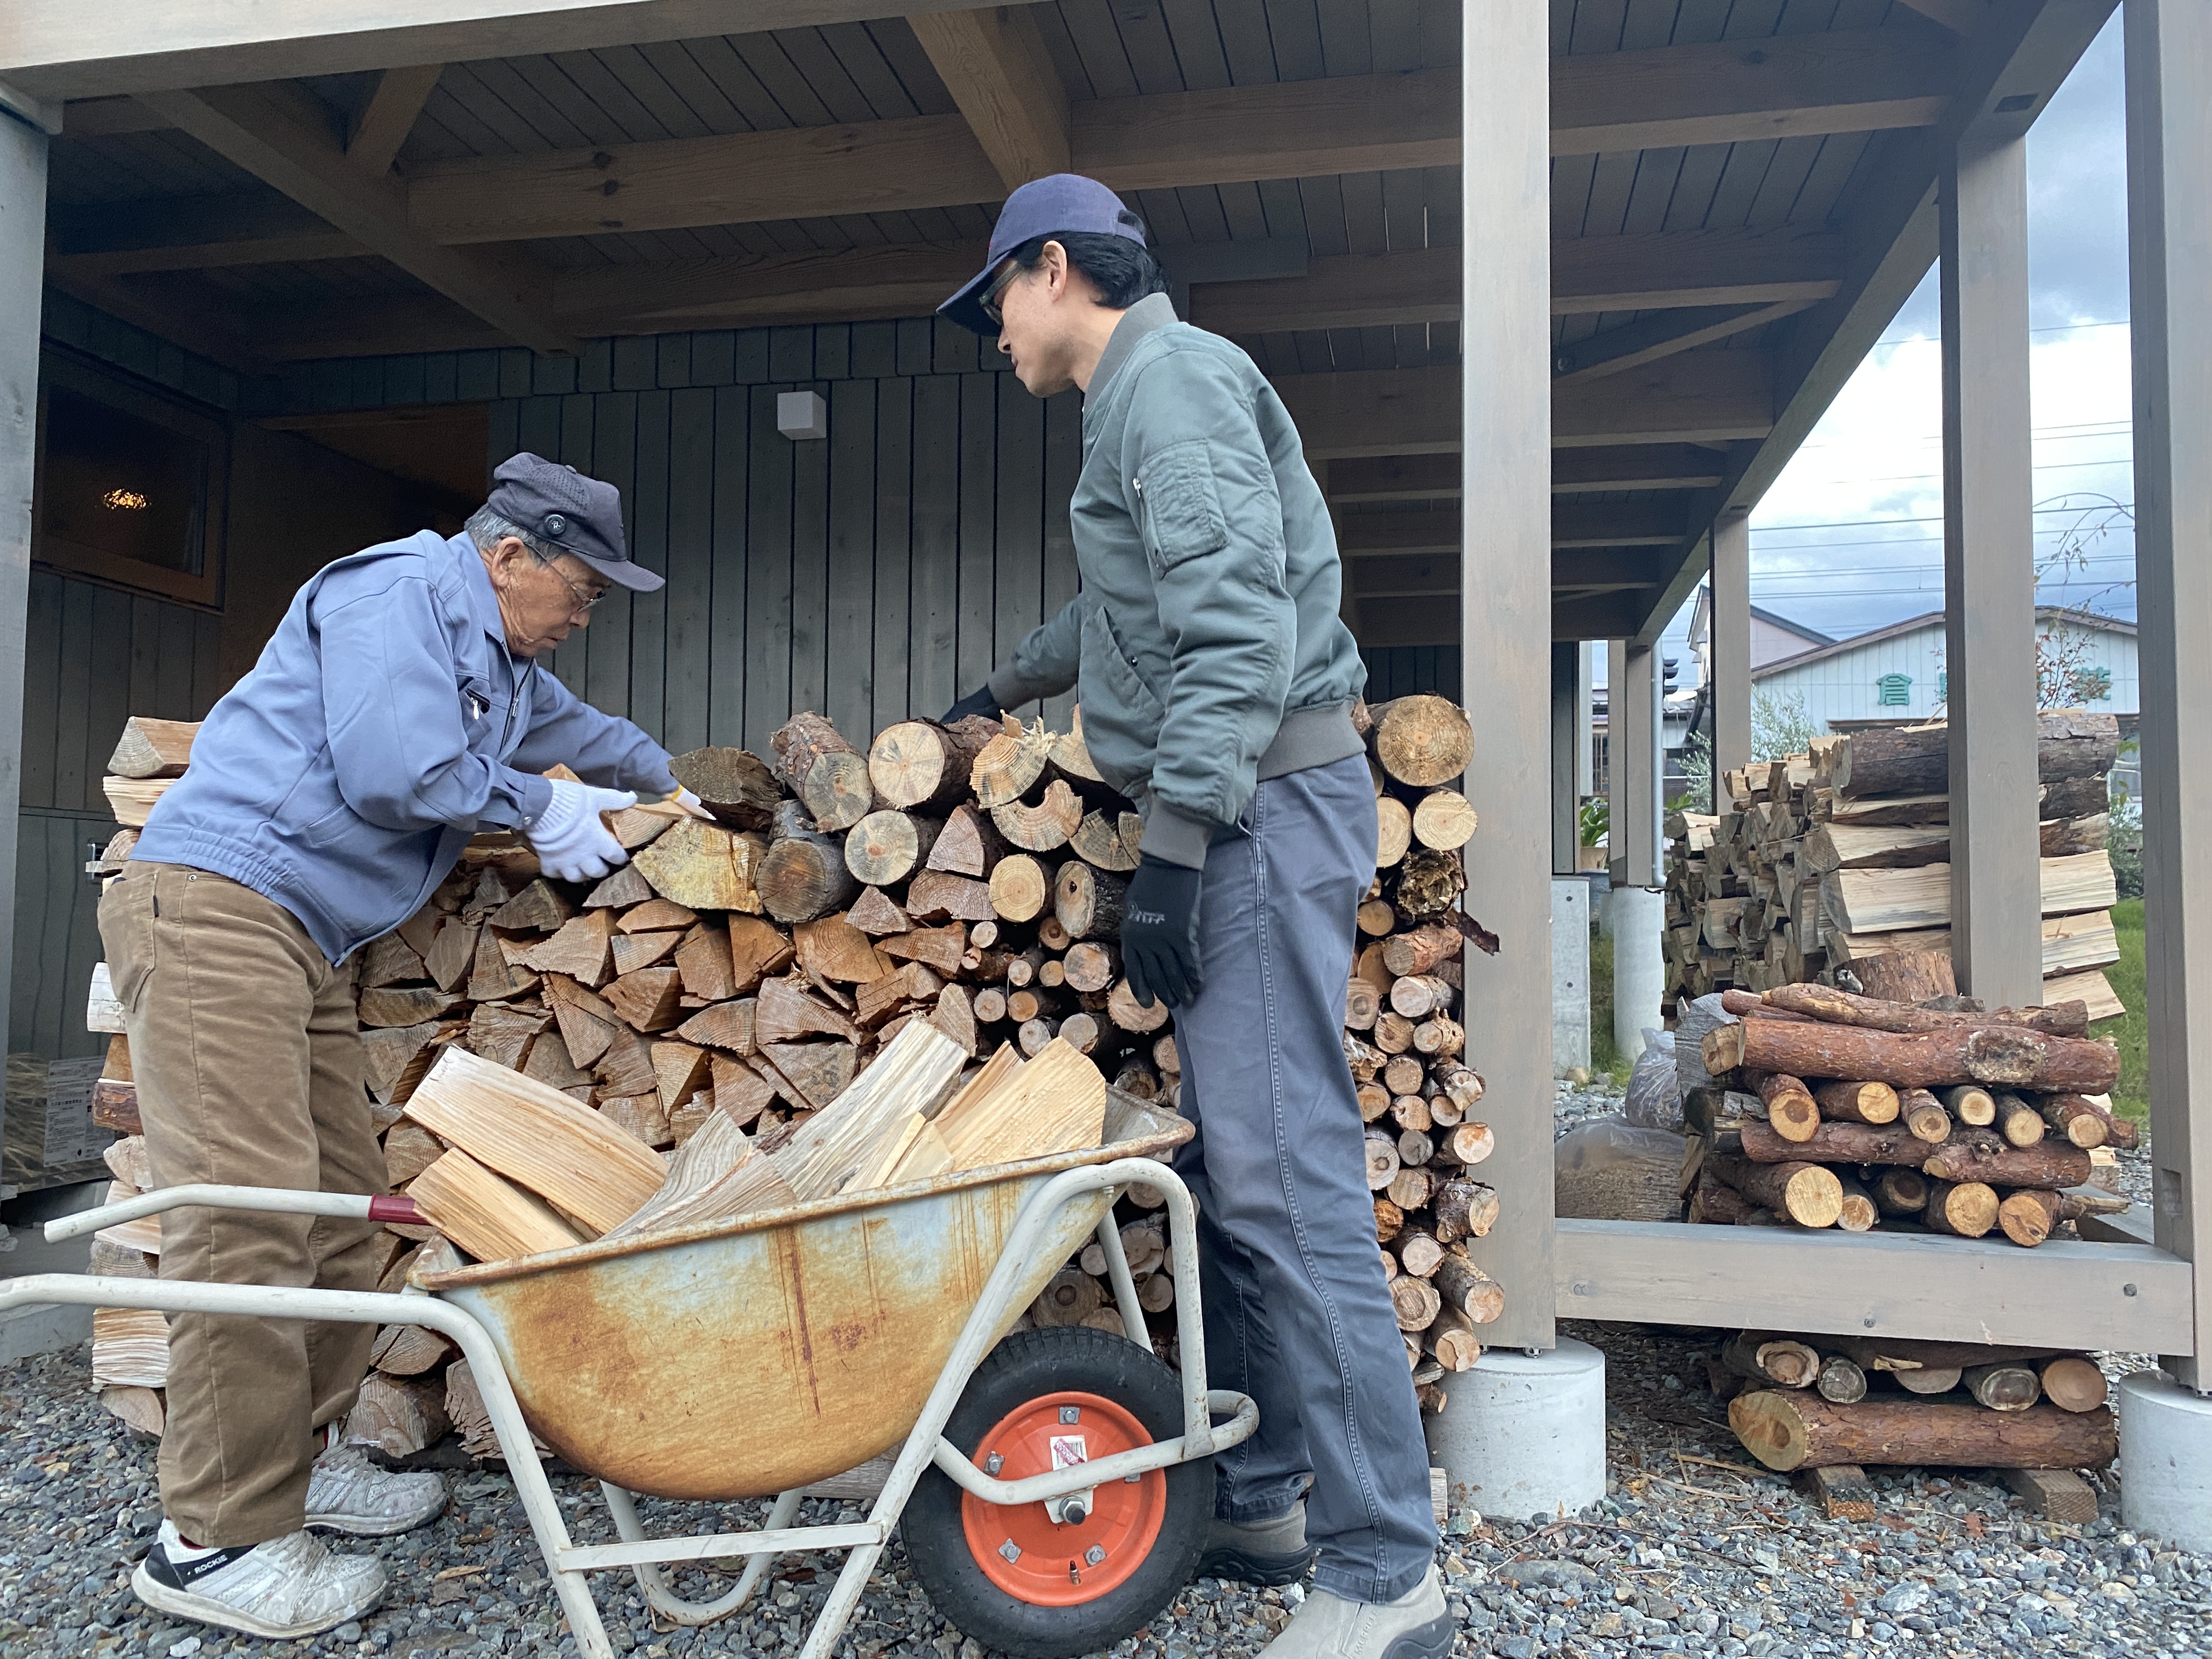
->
[[417, 1096, 1192, 1502]]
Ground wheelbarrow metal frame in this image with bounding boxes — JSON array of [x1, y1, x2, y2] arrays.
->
[[10, 1154, 1252, 1659]]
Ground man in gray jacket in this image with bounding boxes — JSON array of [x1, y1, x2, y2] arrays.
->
[[103, 455, 689, 1641], [940, 176, 1446, 1659]]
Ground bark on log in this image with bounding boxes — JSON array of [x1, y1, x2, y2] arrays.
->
[[1749, 1071, 1819, 1142], [1390, 1274, 1443, 1333], [1730, 1393, 2117, 1471], [1921, 1131, 2093, 1190], [758, 830, 861, 924], [1814, 1080, 1899, 1125], [868, 720, 991, 812], [1762, 983, 2089, 1038], [1922, 1179, 1999, 1238], [769, 712, 859, 794], [1942, 1085, 1997, 1127], [2037, 1093, 2112, 1149], [1834, 1176, 1878, 1233], [1995, 1188, 2063, 1248], [1054, 861, 1127, 940], [669, 747, 781, 829], [1740, 1119, 1932, 1167], [1382, 925, 1462, 978], [1711, 1152, 1843, 1228], [1414, 1017, 1465, 1059], [1433, 1255, 1505, 1324], [1844, 949, 1957, 1003], [1431, 1178, 1499, 1243], [1901, 1088, 1953, 1144], [1705, 1018, 2120, 1093], [1993, 1093, 2047, 1148]]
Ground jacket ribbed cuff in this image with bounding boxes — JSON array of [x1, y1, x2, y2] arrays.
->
[[1140, 798, 1216, 869]]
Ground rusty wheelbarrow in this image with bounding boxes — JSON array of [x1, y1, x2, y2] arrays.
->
[[5, 1093, 1255, 1659]]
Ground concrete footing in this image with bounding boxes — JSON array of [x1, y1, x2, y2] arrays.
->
[[1551, 877, 1590, 1075], [1425, 1338, 1607, 1523], [2119, 1370, 2212, 1552], [1606, 883, 1664, 1062], [0, 1180, 104, 1362]]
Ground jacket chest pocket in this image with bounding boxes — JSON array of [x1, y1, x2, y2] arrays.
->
[[1133, 439, 1230, 574], [457, 675, 505, 753]]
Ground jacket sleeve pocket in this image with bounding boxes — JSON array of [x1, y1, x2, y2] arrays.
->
[[1135, 439, 1230, 572]]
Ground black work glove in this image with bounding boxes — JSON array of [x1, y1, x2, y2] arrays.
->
[[1121, 854, 1205, 1010], [943, 685, 1002, 724]]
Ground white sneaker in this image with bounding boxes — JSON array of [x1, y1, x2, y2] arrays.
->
[[306, 1441, 448, 1536], [133, 1520, 386, 1639], [1260, 1563, 1454, 1659]]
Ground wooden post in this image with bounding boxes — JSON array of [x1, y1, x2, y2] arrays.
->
[[1608, 640, 1662, 888], [1551, 642, 1579, 874], [2126, 0, 2212, 1391], [1711, 509, 1752, 777], [1458, 0, 1553, 1351], [1940, 123, 2041, 1009], [0, 97, 49, 1170]]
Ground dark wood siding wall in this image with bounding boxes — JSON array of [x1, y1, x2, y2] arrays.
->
[[1362, 646, 1462, 704], [483, 320, 1085, 754]]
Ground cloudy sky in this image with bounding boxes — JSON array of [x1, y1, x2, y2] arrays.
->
[[1655, 12, 2134, 682]]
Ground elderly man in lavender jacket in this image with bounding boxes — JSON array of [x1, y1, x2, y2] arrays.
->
[[99, 454, 687, 1643]]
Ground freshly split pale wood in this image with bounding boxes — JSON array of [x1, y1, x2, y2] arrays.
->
[[1731, 1392, 2116, 1471], [102, 775, 176, 827], [1069, 809, 1143, 871], [969, 718, 1055, 808], [106, 716, 200, 778], [992, 780, 1083, 852], [92, 1308, 170, 1389], [929, 1038, 1105, 1175], [1410, 789, 1477, 851], [1374, 797, 1413, 868], [927, 804, 1008, 878], [670, 746, 782, 828], [634, 821, 770, 913], [869, 719, 992, 812], [1049, 708, 1104, 782], [777, 1019, 969, 1199], [408, 1149, 586, 1262], [604, 1111, 789, 1238], [403, 1047, 665, 1234]]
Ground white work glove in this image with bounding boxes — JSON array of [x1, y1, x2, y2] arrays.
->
[[527, 780, 636, 882]]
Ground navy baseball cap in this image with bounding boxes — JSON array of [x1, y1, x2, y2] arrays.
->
[[938, 173, 1149, 336], [485, 452, 663, 592]]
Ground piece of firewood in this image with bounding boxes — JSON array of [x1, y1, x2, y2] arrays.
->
[[92, 1307, 170, 1389], [869, 719, 992, 812], [1703, 1018, 2120, 1094], [720, 915, 795, 993], [1062, 940, 1119, 994], [1722, 1333, 1821, 1389], [1991, 1091, 2048, 1148], [988, 854, 1050, 923], [793, 915, 891, 984], [1374, 797, 1412, 868], [1710, 1152, 1842, 1228], [603, 966, 684, 1032], [844, 810, 940, 886], [404, 1047, 665, 1233], [1814, 1080, 1899, 1125], [1900, 1087, 1953, 1144], [1921, 1130, 2092, 1190], [1369, 696, 1472, 787], [927, 1038, 1105, 1176], [582, 864, 654, 909], [1838, 947, 1957, 1003], [880, 921, 965, 978], [1735, 1391, 2116, 1471], [1870, 1167, 1929, 1216], [926, 803, 1008, 878], [633, 821, 770, 913], [2039, 1356, 2109, 1414], [1381, 924, 1460, 978], [106, 716, 199, 779], [1054, 861, 1126, 940], [357, 932, 428, 989], [650, 1040, 712, 1114], [1747, 1071, 1820, 1142], [1739, 1119, 1930, 1167], [1410, 789, 1477, 851], [1389, 974, 1453, 1019], [408, 1148, 585, 1261], [992, 780, 1082, 853], [757, 977, 862, 1045], [760, 1040, 858, 1111], [905, 870, 998, 924], [933, 982, 978, 1056], [362, 1020, 448, 1107], [1433, 1255, 1504, 1323], [357, 986, 461, 1029], [1816, 1356, 1869, 1404], [2036, 1092, 2112, 1149], [1107, 978, 1171, 1032], [1430, 1178, 1499, 1243], [489, 879, 574, 934], [610, 930, 683, 977], [1941, 1084, 1997, 1126], [669, 746, 781, 828], [100, 775, 176, 827], [1068, 809, 1143, 872], [970, 719, 1055, 808], [847, 885, 914, 936], [422, 917, 482, 991], [343, 1372, 452, 1459], [1833, 1176, 1877, 1232], [1923, 1178, 2000, 1237], [1762, 982, 2088, 1038], [522, 910, 616, 986], [674, 998, 756, 1056], [1995, 1187, 2063, 1248]]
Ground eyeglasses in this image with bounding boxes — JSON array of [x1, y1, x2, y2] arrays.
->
[[979, 257, 1022, 326], [533, 549, 608, 616]]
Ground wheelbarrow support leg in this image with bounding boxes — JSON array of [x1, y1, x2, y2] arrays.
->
[[1094, 1210, 1146, 1343], [601, 1485, 802, 1625]]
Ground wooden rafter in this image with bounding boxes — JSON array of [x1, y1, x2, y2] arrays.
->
[[347, 63, 443, 177], [133, 80, 574, 356], [1334, 501, 1687, 556], [1551, 301, 1814, 383], [1325, 446, 1729, 503], [907, 5, 1068, 191]]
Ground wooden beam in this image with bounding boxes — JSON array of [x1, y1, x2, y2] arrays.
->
[[548, 242, 985, 332], [1348, 554, 1462, 599], [135, 81, 573, 355], [1552, 28, 1954, 155], [907, 5, 1068, 191], [1355, 551, 1670, 601], [1330, 447, 1729, 500], [1356, 589, 1655, 647], [1553, 300, 1813, 382], [61, 94, 165, 134], [40, 262, 269, 370], [1712, 509, 1752, 774], [1279, 353, 1773, 459], [1553, 226, 1844, 313], [1894, 0, 1989, 35], [1553, 593, 1648, 641], [4, 1, 990, 100], [1339, 501, 1685, 556], [347, 63, 443, 177]]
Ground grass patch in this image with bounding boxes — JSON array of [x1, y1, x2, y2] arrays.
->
[[1588, 925, 1634, 1088], [2104, 896, 2147, 1124]]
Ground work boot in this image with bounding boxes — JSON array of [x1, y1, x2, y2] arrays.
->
[[306, 1438, 449, 1536], [1197, 1501, 1320, 1585], [1259, 1563, 1453, 1659], [133, 1521, 386, 1640]]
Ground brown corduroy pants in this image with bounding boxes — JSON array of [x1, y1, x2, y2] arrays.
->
[[98, 862, 388, 1547]]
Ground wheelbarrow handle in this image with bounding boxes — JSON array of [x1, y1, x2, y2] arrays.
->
[[44, 1183, 422, 1243]]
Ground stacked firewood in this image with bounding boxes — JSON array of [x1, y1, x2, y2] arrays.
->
[[1715, 1330, 2118, 1482], [1340, 697, 1501, 1409], [1663, 713, 2124, 1020], [1684, 979, 2135, 1244]]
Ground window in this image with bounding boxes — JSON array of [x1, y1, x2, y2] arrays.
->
[[1876, 673, 1912, 708], [34, 354, 227, 607], [1937, 670, 1948, 703]]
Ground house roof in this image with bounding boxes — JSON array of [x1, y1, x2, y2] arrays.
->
[[1753, 605, 1835, 646], [1751, 606, 2136, 680]]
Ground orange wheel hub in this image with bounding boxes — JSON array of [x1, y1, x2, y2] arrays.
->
[[961, 1390, 1167, 1606]]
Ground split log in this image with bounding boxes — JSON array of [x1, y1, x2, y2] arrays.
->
[[847, 886, 913, 938], [633, 821, 769, 914], [844, 811, 940, 886], [758, 830, 861, 924], [1845, 949, 1956, 1004], [1921, 1131, 2092, 1190], [991, 780, 1083, 852], [1709, 1152, 1842, 1228], [969, 719, 1056, 808], [1814, 1080, 1899, 1126], [1739, 1119, 1932, 1167], [604, 967, 684, 1032], [1995, 1188, 2063, 1249], [610, 930, 681, 977], [927, 804, 1009, 878], [1762, 983, 2088, 1038], [906, 871, 997, 924], [490, 879, 574, 934], [2040, 1356, 2109, 1414], [1942, 1084, 1997, 1127], [1410, 789, 1478, 851], [868, 719, 991, 812], [408, 1149, 585, 1262], [1704, 1017, 2120, 1094], [1069, 809, 1143, 872], [669, 746, 781, 828], [1054, 861, 1126, 940], [1730, 1392, 2117, 1471], [1922, 1179, 1999, 1238], [358, 932, 428, 988], [1370, 695, 1474, 787], [344, 1373, 452, 1459], [106, 716, 199, 778]]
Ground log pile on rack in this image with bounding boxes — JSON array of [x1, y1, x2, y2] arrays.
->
[[1344, 697, 1502, 1409], [84, 696, 1500, 1442], [1684, 980, 2135, 1244], [1663, 713, 2124, 1020], [1714, 1330, 2117, 1505]]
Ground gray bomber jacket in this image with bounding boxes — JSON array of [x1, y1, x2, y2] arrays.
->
[[988, 295, 1368, 868]]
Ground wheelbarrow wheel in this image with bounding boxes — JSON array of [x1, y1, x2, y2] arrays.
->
[[905, 1325, 1210, 1659]]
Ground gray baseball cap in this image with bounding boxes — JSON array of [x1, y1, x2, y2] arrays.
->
[[939, 173, 1149, 336], [486, 452, 663, 592]]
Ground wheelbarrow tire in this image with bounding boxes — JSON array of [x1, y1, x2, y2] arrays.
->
[[905, 1325, 1211, 1659]]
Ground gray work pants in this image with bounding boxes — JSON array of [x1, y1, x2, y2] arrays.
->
[[1171, 753, 1438, 1604]]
